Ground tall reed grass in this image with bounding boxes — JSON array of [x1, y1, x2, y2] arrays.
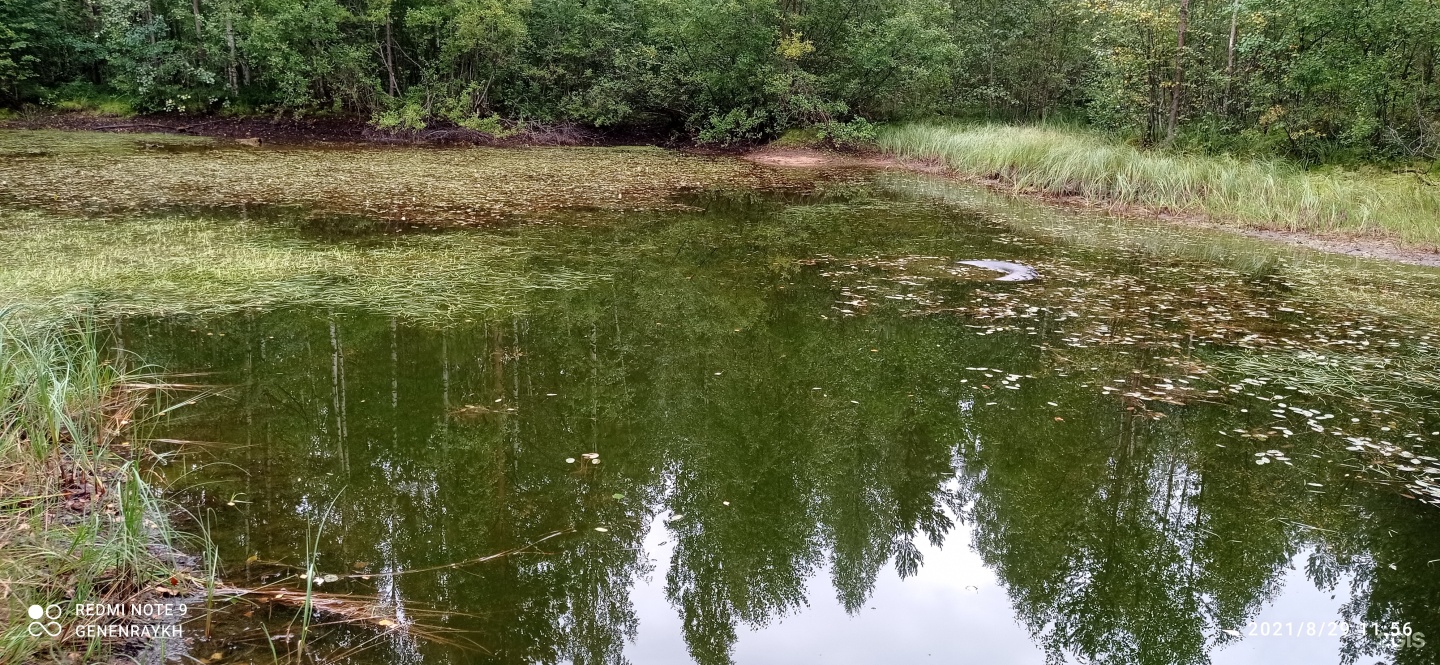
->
[[878, 123, 1440, 248], [0, 310, 181, 663]]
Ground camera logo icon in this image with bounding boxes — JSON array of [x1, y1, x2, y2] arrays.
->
[[26, 604, 63, 637]]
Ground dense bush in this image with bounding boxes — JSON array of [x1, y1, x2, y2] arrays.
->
[[2, 0, 1439, 156]]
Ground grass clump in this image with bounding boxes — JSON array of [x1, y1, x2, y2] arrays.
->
[[0, 311, 183, 663], [51, 97, 136, 117], [878, 123, 1440, 248], [43, 83, 137, 117]]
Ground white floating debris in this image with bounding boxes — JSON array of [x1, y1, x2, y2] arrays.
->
[[957, 260, 1038, 282]]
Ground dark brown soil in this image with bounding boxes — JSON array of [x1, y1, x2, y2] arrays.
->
[[3, 112, 674, 147]]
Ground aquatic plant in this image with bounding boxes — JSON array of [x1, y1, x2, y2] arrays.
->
[[0, 130, 817, 228], [0, 210, 610, 324], [0, 129, 210, 157], [879, 123, 1440, 248], [1218, 351, 1440, 412]]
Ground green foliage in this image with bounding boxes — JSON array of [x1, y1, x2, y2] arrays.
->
[[817, 116, 877, 149], [374, 97, 429, 131], [44, 81, 136, 116], [0, 0, 39, 98], [697, 108, 772, 146], [2, 0, 1440, 157], [0, 0, 947, 141], [0, 0, 98, 104], [455, 111, 515, 137]]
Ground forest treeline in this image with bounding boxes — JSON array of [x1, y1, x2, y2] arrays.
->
[[2, 0, 1439, 159]]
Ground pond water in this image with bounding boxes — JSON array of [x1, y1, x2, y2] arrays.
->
[[4, 131, 1440, 664]]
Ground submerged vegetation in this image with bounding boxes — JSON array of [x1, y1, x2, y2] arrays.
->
[[1219, 351, 1440, 413], [0, 312, 182, 663], [0, 130, 833, 323], [0, 210, 608, 323], [0, 130, 806, 225], [879, 123, 1440, 247]]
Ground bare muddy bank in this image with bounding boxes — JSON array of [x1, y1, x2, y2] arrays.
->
[[0, 113, 665, 147], [744, 145, 1440, 268], [741, 145, 902, 169]]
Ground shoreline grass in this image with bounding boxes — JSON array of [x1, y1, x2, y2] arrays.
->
[[878, 123, 1440, 249], [0, 310, 185, 663]]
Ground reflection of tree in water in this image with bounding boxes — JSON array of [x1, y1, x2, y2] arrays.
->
[[1333, 498, 1440, 665], [126, 201, 1440, 665], [958, 365, 1440, 665], [133, 310, 656, 664], [961, 385, 1292, 665]]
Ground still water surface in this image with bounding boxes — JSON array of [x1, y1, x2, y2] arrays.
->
[[6, 131, 1438, 665]]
